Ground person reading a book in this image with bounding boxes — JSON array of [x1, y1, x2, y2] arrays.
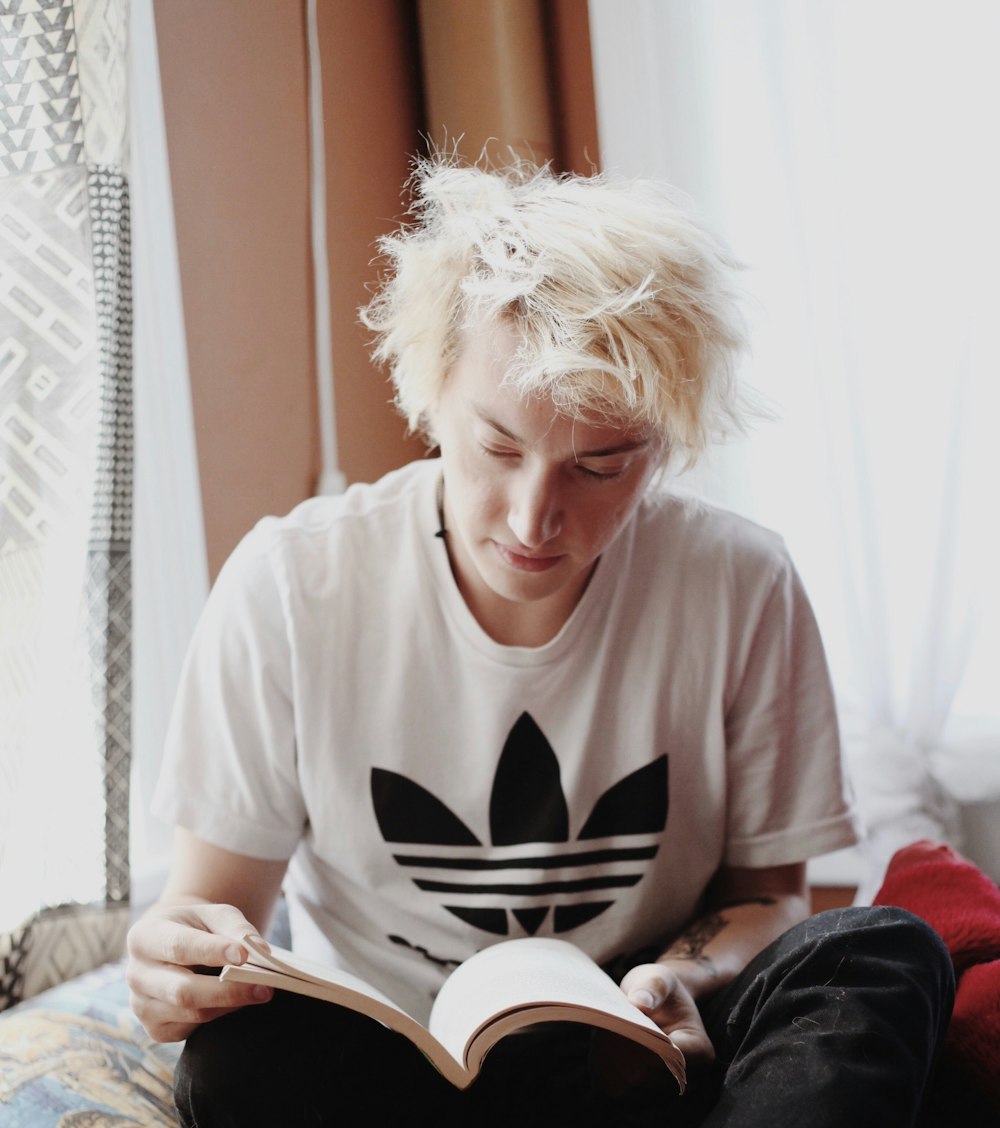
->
[[126, 157, 954, 1127]]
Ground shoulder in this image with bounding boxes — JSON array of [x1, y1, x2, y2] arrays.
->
[[266, 458, 434, 539], [238, 459, 436, 564], [635, 482, 792, 581], [208, 460, 438, 614]]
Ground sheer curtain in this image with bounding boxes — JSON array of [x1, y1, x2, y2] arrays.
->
[[128, 0, 209, 907], [0, 0, 133, 1006], [589, 0, 1000, 898]]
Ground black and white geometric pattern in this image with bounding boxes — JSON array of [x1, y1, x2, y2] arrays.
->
[[86, 163, 132, 907], [0, 900, 130, 1004], [0, 1, 84, 176], [0, 918, 31, 1009], [0, 0, 132, 1011], [75, 0, 129, 168]]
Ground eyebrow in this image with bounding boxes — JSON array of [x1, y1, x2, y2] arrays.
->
[[474, 407, 653, 459]]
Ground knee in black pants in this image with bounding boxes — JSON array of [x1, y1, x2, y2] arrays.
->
[[697, 905, 955, 1128]]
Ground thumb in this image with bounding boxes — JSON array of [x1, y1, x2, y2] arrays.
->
[[621, 965, 671, 1010]]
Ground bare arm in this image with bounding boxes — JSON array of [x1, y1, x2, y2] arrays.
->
[[650, 862, 810, 997], [619, 862, 811, 1064], [126, 828, 289, 1042]]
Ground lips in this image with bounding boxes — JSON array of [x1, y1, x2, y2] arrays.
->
[[493, 542, 564, 573]]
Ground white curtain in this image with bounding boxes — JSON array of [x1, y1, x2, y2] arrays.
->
[[0, 0, 134, 1004], [589, 0, 1000, 898], [0, 0, 207, 1010], [129, 0, 209, 905]]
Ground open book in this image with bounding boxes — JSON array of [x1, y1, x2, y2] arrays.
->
[[221, 934, 686, 1093]]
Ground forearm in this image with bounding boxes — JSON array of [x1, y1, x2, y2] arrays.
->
[[655, 891, 810, 1000], [143, 891, 212, 913], [618, 862, 810, 1063], [152, 828, 288, 934]]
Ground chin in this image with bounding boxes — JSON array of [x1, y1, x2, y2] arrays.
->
[[489, 563, 578, 606]]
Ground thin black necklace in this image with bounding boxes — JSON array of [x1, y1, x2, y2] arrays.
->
[[435, 475, 448, 539]]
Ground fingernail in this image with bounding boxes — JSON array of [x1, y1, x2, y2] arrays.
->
[[628, 989, 656, 1008], [252, 986, 273, 1002], [224, 945, 243, 964]]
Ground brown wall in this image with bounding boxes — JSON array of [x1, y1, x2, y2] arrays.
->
[[154, 1, 314, 580], [153, 0, 426, 579], [154, 0, 597, 581], [546, 0, 601, 175], [417, 0, 599, 173], [314, 1, 429, 492]]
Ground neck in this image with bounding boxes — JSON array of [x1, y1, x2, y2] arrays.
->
[[451, 549, 596, 648], [435, 474, 594, 646]]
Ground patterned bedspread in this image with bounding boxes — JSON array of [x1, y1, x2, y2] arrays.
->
[[0, 959, 181, 1127]]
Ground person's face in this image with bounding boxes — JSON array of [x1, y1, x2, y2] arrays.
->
[[430, 320, 663, 645]]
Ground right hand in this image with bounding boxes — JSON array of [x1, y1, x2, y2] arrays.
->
[[126, 902, 274, 1042]]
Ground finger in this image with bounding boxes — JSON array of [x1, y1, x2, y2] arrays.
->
[[131, 914, 262, 971], [621, 964, 673, 1011], [142, 959, 273, 1010], [130, 967, 273, 1040], [195, 904, 272, 954], [620, 964, 716, 1064]]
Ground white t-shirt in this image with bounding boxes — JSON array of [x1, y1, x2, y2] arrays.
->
[[153, 458, 859, 1023]]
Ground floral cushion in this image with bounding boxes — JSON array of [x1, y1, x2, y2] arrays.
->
[[0, 959, 181, 1127]]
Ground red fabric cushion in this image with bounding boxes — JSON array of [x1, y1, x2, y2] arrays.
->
[[873, 838, 1000, 1109]]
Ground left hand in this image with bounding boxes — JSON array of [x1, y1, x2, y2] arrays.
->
[[619, 962, 716, 1065], [589, 962, 715, 1100]]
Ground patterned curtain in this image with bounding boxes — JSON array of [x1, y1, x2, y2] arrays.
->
[[0, 0, 131, 1009]]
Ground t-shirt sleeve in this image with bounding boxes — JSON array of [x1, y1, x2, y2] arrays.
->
[[151, 521, 306, 860], [722, 548, 860, 867]]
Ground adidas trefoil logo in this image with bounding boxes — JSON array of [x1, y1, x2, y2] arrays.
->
[[372, 712, 668, 938]]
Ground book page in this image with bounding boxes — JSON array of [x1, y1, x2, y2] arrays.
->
[[240, 936, 406, 1016], [428, 937, 684, 1089]]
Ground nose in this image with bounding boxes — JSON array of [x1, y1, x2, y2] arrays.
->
[[507, 466, 563, 548]]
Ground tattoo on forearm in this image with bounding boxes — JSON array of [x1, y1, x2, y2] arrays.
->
[[661, 897, 780, 978], [664, 912, 725, 975]]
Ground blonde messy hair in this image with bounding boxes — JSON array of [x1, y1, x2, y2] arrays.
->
[[360, 156, 751, 468]]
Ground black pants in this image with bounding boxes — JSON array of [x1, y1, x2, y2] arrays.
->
[[174, 906, 955, 1127]]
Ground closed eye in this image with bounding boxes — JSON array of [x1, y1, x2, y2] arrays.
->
[[576, 462, 628, 481], [480, 444, 520, 461]]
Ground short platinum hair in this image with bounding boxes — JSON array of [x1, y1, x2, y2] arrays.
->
[[360, 156, 751, 467]]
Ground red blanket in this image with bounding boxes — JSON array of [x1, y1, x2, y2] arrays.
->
[[872, 838, 1000, 1109]]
